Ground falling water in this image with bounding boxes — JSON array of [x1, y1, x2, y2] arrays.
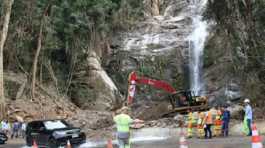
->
[[188, 0, 209, 96]]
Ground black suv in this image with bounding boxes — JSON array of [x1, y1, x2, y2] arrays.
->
[[26, 119, 86, 147], [0, 132, 8, 144]]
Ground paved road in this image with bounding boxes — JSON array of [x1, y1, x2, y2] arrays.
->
[[81, 136, 262, 148], [0, 139, 24, 148], [133, 136, 254, 148], [1, 136, 263, 148]]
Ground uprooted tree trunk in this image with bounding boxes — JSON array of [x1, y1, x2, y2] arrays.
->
[[0, 0, 14, 119]]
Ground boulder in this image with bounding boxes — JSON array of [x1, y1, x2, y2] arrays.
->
[[71, 51, 123, 111]]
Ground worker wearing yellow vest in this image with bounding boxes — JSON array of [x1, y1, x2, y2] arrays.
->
[[213, 107, 223, 136], [203, 110, 213, 139], [187, 109, 195, 138], [197, 111, 205, 138], [114, 106, 144, 148]]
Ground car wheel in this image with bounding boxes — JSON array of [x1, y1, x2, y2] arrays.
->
[[0, 140, 4, 145], [26, 137, 33, 146], [48, 138, 59, 148]]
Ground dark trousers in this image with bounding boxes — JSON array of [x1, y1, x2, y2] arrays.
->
[[204, 124, 212, 138], [247, 119, 252, 136], [11, 129, 18, 138], [222, 121, 229, 136]]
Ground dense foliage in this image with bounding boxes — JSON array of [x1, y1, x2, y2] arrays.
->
[[0, 0, 143, 98], [204, 0, 265, 105]]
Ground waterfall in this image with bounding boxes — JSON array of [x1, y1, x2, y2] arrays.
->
[[122, 0, 210, 96], [188, 0, 209, 96]]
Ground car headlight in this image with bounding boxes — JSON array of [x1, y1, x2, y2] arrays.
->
[[53, 131, 67, 138]]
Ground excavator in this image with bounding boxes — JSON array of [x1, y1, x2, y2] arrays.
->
[[126, 71, 209, 116]]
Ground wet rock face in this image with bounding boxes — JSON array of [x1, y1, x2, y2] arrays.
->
[[111, 3, 193, 82], [202, 29, 244, 104], [143, 0, 160, 17], [70, 51, 123, 111], [104, 0, 201, 120], [123, 1, 192, 58]]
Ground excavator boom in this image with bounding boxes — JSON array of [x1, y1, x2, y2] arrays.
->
[[136, 77, 176, 94], [127, 71, 176, 104]]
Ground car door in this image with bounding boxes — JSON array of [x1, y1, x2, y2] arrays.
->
[[35, 122, 50, 146], [28, 121, 42, 145]]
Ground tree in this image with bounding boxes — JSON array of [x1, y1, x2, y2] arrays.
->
[[31, 4, 50, 100], [0, 0, 14, 119], [31, 17, 44, 101]]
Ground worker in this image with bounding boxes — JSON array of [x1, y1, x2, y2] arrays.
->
[[113, 106, 144, 148], [197, 111, 205, 138], [222, 106, 230, 137], [213, 107, 222, 137], [187, 109, 194, 138], [204, 109, 213, 139], [244, 98, 252, 136], [209, 107, 216, 137]]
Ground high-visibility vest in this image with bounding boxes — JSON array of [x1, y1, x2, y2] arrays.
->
[[214, 110, 222, 125], [188, 112, 193, 128], [215, 120, 222, 126], [216, 110, 222, 120], [205, 111, 213, 124], [114, 114, 133, 132], [192, 112, 197, 124], [198, 112, 204, 124], [188, 112, 193, 120]]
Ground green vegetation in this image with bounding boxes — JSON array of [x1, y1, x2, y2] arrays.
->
[[204, 0, 265, 105], [0, 0, 143, 100]]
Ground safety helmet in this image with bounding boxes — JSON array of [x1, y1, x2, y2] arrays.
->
[[244, 98, 250, 103]]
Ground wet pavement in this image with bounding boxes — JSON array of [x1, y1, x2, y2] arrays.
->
[[2, 127, 264, 148], [0, 139, 24, 148], [134, 136, 254, 148], [80, 136, 258, 148], [1, 136, 264, 148]]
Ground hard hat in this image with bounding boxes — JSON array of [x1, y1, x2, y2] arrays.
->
[[244, 98, 250, 103]]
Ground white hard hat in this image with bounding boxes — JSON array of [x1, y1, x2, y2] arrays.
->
[[244, 99, 250, 103]]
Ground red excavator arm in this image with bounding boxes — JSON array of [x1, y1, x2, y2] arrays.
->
[[136, 77, 176, 93], [127, 71, 176, 105]]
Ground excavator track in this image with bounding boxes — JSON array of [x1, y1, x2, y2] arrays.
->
[[161, 104, 210, 117]]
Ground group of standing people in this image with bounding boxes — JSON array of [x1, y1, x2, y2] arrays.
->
[[0, 119, 26, 139], [187, 98, 253, 139], [187, 106, 231, 139], [113, 98, 253, 148]]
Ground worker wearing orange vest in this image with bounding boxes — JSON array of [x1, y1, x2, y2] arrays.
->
[[197, 111, 205, 138], [213, 107, 222, 136], [204, 110, 213, 139]]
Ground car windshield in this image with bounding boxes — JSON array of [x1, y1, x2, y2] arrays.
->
[[43, 120, 68, 130]]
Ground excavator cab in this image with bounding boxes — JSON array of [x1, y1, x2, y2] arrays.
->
[[169, 90, 208, 109]]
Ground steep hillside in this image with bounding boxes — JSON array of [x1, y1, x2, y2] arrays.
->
[[1, 0, 264, 124], [203, 0, 265, 106]]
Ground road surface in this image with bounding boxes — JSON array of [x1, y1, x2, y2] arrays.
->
[[2, 136, 263, 148], [0, 139, 24, 148]]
